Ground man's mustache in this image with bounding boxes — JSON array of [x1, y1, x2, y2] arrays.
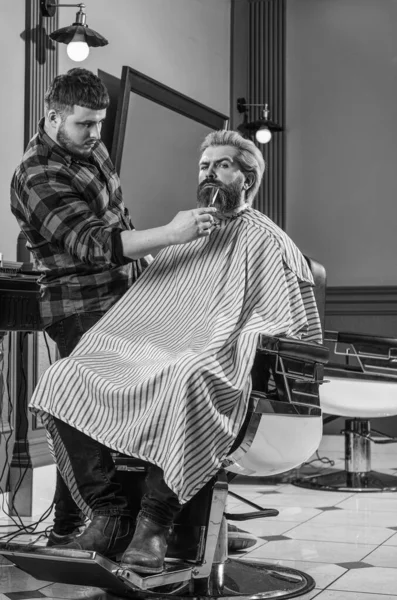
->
[[199, 180, 226, 191]]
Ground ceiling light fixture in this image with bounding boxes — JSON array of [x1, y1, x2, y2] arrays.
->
[[40, 1, 108, 62], [237, 97, 282, 144]]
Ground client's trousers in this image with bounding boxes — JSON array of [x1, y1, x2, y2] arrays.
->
[[45, 312, 181, 532]]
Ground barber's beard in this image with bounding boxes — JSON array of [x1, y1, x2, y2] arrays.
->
[[196, 179, 245, 213], [56, 123, 94, 158]]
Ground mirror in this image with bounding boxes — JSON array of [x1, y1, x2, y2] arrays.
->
[[100, 66, 228, 230]]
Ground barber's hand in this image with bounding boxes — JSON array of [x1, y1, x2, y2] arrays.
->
[[167, 207, 217, 245]]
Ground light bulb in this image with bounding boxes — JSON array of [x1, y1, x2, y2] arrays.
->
[[67, 41, 90, 62], [255, 126, 272, 144]]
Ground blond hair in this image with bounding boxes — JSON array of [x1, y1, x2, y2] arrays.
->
[[200, 130, 265, 205]]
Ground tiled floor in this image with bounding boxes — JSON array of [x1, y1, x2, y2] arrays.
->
[[1, 434, 397, 599]]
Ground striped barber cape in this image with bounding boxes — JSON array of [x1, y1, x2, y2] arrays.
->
[[30, 207, 322, 512]]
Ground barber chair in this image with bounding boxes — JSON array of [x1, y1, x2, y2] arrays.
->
[[294, 330, 397, 492], [0, 334, 328, 599], [0, 258, 329, 599]]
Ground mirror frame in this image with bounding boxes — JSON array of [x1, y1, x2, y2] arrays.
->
[[110, 65, 229, 174]]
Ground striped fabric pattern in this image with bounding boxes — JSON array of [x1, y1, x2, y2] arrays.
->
[[30, 207, 321, 513]]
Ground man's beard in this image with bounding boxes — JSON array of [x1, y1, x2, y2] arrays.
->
[[196, 178, 245, 213], [56, 123, 95, 158]]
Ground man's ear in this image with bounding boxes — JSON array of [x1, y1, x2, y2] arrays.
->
[[244, 173, 255, 190], [47, 110, 60, 129]]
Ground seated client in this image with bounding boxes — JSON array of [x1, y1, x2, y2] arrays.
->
[[30, 129, 322, 574]]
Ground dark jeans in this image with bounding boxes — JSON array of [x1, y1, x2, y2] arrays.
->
[[45, 312, 181, 532]]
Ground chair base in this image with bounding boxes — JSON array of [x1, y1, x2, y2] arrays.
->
[[185, 559, 315, 599], [293, 469, 397, 492], [0, 546, 315, 600]]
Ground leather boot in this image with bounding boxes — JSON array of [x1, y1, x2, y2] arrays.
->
[[46, 527, 82, 547], [120, 513, 171, 574], [41, 515, 134, 560]]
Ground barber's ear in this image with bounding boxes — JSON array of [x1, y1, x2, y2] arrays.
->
[[47, 110, 60, 128], [244, 174, 255, 190]]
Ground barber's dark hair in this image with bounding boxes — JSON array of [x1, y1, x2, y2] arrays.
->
[[44, 68, 110, 117], [200, 130, 265, 205]]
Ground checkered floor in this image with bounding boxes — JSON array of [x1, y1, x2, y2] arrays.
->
[[1, 435, 397, 599]]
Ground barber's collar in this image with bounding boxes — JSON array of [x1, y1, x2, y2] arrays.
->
[[38, 118, 71, 165]]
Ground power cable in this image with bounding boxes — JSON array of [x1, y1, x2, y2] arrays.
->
[[0, 330, 57, 544]]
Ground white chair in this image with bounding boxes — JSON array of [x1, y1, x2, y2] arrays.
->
[[294, 331, 397, 491]]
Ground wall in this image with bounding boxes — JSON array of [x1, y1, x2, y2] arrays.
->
[[285, 1, 397, 436], [0, 3, 26, 261], [286, 0, 397, 287], [58, 0, 231, 115]]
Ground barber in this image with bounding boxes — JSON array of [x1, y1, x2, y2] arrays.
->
[[10, 67, 216, 548]]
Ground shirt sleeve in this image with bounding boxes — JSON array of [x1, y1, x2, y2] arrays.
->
[[110, 228, 134, 264], [19, 168, 127, 267]]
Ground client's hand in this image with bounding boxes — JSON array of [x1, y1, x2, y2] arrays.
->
[[167, 207, 217, 244]]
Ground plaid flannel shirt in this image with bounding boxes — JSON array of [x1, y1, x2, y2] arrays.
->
[[10, 119, 147, 327]]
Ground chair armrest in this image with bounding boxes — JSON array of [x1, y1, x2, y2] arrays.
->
[[324, 330, 397, 378], [325, 330, 397, 352], [258, 335, 329, 364]]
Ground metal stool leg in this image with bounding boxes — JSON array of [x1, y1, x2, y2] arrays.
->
[[294, 419, 397, 492], [184, 515, 315, 599]]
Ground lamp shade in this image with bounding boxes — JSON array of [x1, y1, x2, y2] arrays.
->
[[238, 118, 282, 135], [236, 97, 282, 144], [50, 24, 108, 47], [237, 118, 282, 144]]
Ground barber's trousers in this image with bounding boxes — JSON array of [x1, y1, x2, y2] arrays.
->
[[45, 312, 181, 532]]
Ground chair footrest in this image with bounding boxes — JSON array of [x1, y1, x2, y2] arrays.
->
[[225, 509, 279, 521]]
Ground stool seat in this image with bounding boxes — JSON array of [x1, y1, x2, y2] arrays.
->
[[321, 376, 397, 418]]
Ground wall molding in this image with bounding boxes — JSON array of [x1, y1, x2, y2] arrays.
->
[[326, 286, 397, 316], [24, 0, 58, 146], [248, 0, 286, 228], [10, 437, 52, 470], [230, 0, 286, 229]]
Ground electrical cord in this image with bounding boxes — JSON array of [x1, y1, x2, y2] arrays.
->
[[0, 330, 57, 545], [0, 334, 21, 523], [303, 450, 335, 468]]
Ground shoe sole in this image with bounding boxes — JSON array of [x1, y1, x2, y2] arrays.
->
[[119, 562, 164, 574]]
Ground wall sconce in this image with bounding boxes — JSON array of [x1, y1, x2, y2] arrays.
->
[[40, 1, 108, 62], [237, 97, 282, 144]]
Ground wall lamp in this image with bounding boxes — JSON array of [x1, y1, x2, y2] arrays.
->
[[237, 97, 282, 144], [40, 1, 108, 62]]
